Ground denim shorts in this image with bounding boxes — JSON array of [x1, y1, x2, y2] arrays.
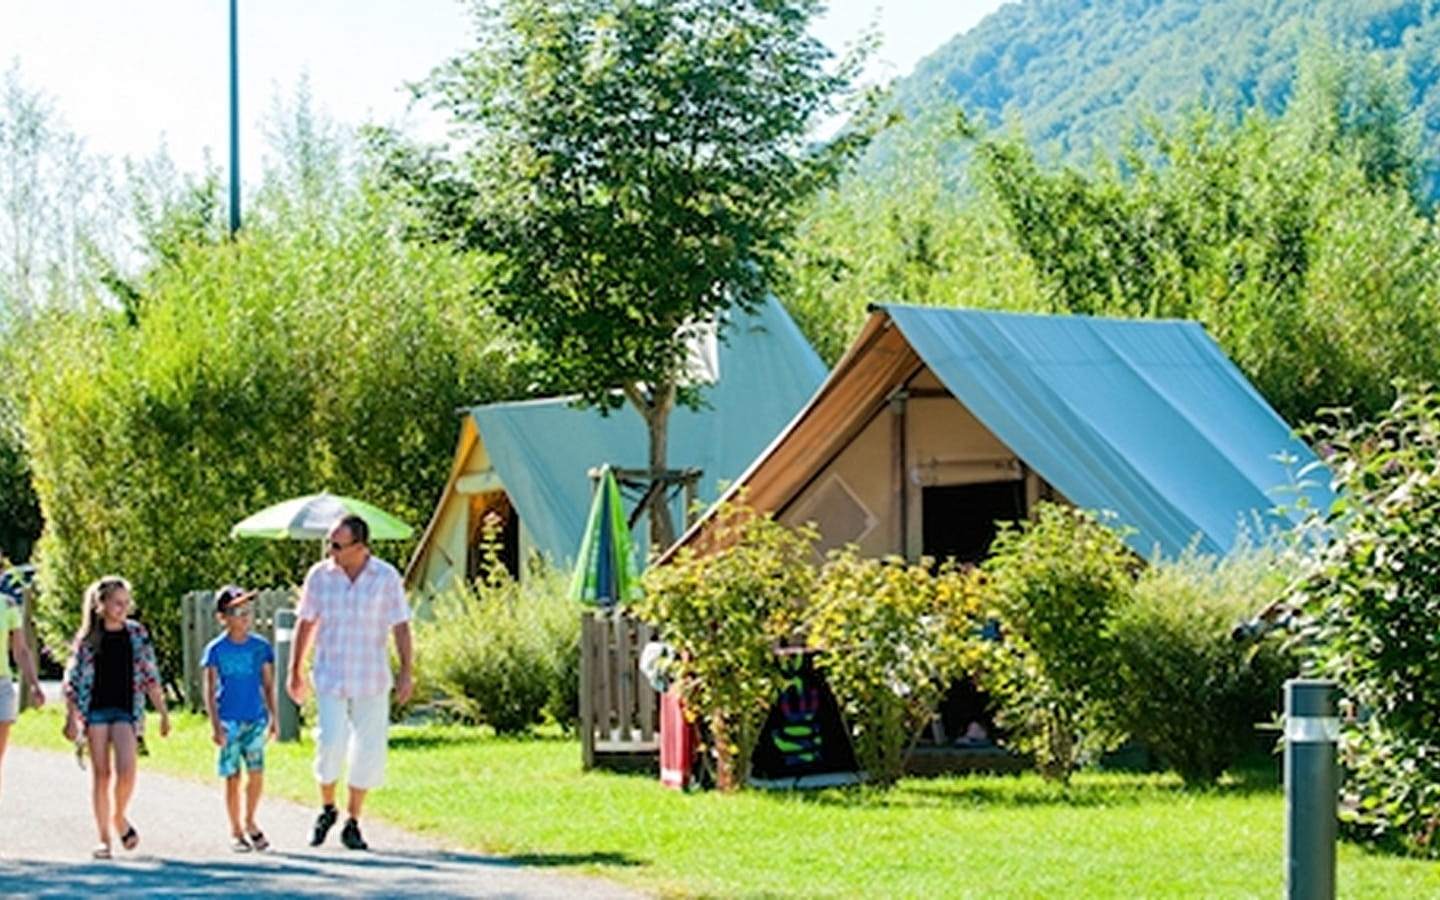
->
[[88, 707, 136, 726]]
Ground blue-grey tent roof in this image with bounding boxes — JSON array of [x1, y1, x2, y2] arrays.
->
[[471, 295, 827, 564], [883, 305, 1330, 557], [668, 304, 1331, 563]]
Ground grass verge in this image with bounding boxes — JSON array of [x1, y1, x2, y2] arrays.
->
[[11, 705, 1437, 898]]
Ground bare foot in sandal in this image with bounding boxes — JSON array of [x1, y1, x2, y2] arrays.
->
[[246, 829, 269, 851], [92, 843, 112, 860]]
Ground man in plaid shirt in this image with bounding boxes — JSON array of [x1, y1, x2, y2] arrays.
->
[[286, 514, 413, 851]]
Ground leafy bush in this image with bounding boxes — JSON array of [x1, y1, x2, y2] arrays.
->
[[413, 561, 578, 735], [635, 501, 817, 791], [978, 503, 1136, 782], [21, 169, 527, 677], [806, 548, 988, 785], [1111, 547, 1297, 785], [1286, 386, 1440, 856]]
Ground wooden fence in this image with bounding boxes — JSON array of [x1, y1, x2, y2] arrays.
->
[[179, 588, 296, 710], [17, 584, 38, 711], [579, 609, 659, 770]]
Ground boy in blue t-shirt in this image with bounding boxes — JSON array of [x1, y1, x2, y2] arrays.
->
[[202, 585, 278, 852]]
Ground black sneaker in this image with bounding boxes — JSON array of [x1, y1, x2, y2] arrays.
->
[[310, 807, 338, 847], [340, 818, 368, 851]]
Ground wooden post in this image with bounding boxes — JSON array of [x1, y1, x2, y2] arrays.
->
[[580, 610, 597, 770], [18, 585, 36, 711], [613, 613, 634, 741], [890, 389, 908, 557]]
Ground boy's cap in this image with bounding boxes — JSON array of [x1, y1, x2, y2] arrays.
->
[[215, 584, 257, 614]]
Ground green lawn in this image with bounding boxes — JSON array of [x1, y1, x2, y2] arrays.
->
[[12, 706, 1437, 898]]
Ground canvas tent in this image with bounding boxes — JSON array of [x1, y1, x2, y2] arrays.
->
[[664, 304, 1332, 565], [404, 294, 827, 595]]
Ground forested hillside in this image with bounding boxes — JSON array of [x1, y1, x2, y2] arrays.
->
[[880, 0, 1439, 194], [788, 13, 1440, 429]]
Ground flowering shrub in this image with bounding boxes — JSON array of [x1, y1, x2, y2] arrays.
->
[[978, 504, 1136, 782], [806, 549, 987, 785], [636, 502, 818, 790]]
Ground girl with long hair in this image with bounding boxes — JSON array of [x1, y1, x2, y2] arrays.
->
[[61, 576, 170, 859]]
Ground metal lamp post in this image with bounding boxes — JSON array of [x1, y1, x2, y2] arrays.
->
[[1284, 678, 1338, 900], [228, 0, 241, 236]]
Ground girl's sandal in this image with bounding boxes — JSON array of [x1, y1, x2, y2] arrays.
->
[[92, 844, 112, 860], [119, 824, 139, 851], [247, 830, 270, 851], [230, 835, 253, 853]]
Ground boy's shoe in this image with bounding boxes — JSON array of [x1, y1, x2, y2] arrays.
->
[[310, 807, 338, 846], [340, 818, 368, 851]]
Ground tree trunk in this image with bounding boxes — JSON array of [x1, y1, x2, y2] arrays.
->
[[626, 379, 677, 556], [711, 710, 743, 792], [645, 381, 676, 553]]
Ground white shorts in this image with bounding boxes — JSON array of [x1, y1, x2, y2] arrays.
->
[[312, 692, 390, 790], [0, 678, 16, 723]]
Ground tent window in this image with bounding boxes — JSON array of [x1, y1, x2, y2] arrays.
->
[[793, 473, 876, 555], [921, 480, 1026, 566]]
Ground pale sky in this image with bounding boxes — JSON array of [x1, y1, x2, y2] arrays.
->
[[0, 0, 1006, 184]]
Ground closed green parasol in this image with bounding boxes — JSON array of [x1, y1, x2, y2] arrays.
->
[[568, 466, 642, 607]]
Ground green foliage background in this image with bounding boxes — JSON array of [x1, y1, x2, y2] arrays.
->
[[1287, 387, 1440, 857], [19, 180, 528, 677], [2, 3, 1440, 857]]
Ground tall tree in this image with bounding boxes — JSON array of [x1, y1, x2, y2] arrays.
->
[[0, 65, 120, 561], [0, 65, 119, 320], [410, 0, 873, 549]]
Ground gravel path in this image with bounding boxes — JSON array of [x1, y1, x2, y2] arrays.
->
[[0, 744, 647, 899]]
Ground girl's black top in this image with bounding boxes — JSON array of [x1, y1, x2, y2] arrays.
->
[[90, 627, 133, 713]]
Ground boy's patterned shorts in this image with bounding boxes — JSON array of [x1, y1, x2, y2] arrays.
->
[[217, 718, 268, 777]]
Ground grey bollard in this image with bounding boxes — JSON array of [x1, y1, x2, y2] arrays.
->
[[1284, 678, 1338, 900], [273, 608, 300, 742]]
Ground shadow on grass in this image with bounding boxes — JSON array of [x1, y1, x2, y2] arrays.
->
[[508, 851, 645, 868], [388, 724, 579, 750], [746, 753, 1281, 811], [388, 729, 472, 750]]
